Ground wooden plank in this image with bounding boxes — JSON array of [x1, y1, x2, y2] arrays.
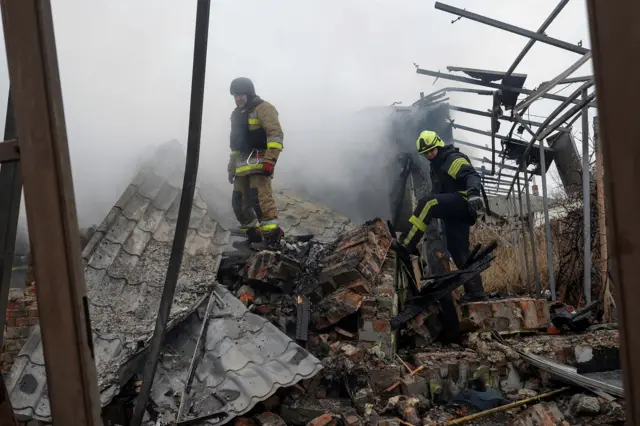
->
[[0, 1, 101, 424], [587, 0, 640, 423], [0, 139, 18, 163]]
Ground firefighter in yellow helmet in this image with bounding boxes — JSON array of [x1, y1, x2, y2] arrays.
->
[[228, 77, 284, 246], [400, 130, 486, 301]]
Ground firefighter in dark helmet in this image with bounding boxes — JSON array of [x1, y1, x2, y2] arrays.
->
[[228, 77, 284, 246], [400, 130, 486, 302]]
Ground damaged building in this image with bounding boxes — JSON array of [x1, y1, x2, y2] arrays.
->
[[2, 140, 623, 426]]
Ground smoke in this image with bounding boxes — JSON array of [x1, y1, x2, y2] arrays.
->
[[0, 0, 592, 238]]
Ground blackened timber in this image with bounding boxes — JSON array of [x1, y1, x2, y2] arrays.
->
[[0, 1, 102, 424], [130, 1, 211, 424]]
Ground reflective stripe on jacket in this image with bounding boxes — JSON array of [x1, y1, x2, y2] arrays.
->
[[229, 100, 283, 175]]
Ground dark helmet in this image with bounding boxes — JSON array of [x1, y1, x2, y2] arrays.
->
[[230, 77, 255, 97]]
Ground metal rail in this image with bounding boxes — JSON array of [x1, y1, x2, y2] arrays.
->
[[449, 104, 570, 130], [513, 52, 592, 113], [505, 80, 595, 196], [435, 2, 589, 55], [0, 1, 102, 423], [513, 116, 556, 300], [582, 89, 591, 304], [130, 1, 211, 424], [503, 0, 570, 79], [418, 68, 595, 108]]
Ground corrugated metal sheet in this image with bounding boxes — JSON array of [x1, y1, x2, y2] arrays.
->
[[147, 284, 322, 425], [5, 142, 230, 422]]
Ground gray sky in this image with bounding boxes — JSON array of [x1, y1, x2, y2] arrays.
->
[[0, 0, 594, 227]]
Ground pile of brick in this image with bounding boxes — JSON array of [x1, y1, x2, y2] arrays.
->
[[219, 218, 623, 426], [227, 218, 398, 361], [1, 285, 39, 373]]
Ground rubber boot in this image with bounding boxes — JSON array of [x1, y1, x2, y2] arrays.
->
[[263, 227, 284, 248], [245, 226, 263, 243]]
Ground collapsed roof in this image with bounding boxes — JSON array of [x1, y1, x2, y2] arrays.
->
[[6, 142, 323, 423]]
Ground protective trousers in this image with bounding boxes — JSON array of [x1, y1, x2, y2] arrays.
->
[[403, 192, 484, 297], [232, 174, 279, 232]]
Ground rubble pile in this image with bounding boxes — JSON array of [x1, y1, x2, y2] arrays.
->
[[215, 218, 625, 426]]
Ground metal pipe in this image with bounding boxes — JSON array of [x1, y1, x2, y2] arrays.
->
[[453, 138, 494, 153], [514, 116, 557, 300], [130, 1, 211, 424], [506, 81, 595, 196], [419, 69, 595, 108], [523, 168, 542, 295], [539, 91, 596, 140], [449, 104, 569, 129], [554, 75, 594, 85], [509, 196, 528, 288], [504, 0, 570, 78], [454, 123, 509, 141], [514, 52, 592, 113], [582, 89, 592, 305], [434, 2, 589, 55], [516, 176, 532, 292]]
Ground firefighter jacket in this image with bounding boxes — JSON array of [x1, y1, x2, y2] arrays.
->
[[229, 96, 284, 177], [429, 145, 482, 198]]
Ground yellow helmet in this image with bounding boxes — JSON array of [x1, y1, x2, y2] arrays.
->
[[416, 130, 445, 154]]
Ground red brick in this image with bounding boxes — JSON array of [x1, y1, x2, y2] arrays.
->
[[372, 320, 391, 333], [6, 309, 27, 318], [254, 412, 286, 426], [509, 402, 565, 426], [234, 417, 257, 426], [5, 318, 15, 327], [346, 279, 371, 294], [345, 415, 364, 426], [3, 337, 27, 352], [5, 326, 31, 340], [15, 318, 29, 327], [461, 298, 549, 332], [28, 308, 39, 318], [312, 290, 362, 330], [307, 413, 338, 426]]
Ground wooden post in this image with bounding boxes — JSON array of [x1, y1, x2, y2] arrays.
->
[[0, 1, 102, 424], [0, 375, 16, 426], [594, 116, 612, 321]]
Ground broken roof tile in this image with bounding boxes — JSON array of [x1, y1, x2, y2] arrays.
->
[[150, 284, 322, 426], [6, 141, 230, 423]]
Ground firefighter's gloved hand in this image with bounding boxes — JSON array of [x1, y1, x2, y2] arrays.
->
[[228, 169, 235, 184], [263, 162, 274, 176], [468, 195, 485, 212]]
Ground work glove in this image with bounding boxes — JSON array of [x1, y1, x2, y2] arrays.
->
[[263, 162, 275, 176], [468, 195, 485, 212]]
